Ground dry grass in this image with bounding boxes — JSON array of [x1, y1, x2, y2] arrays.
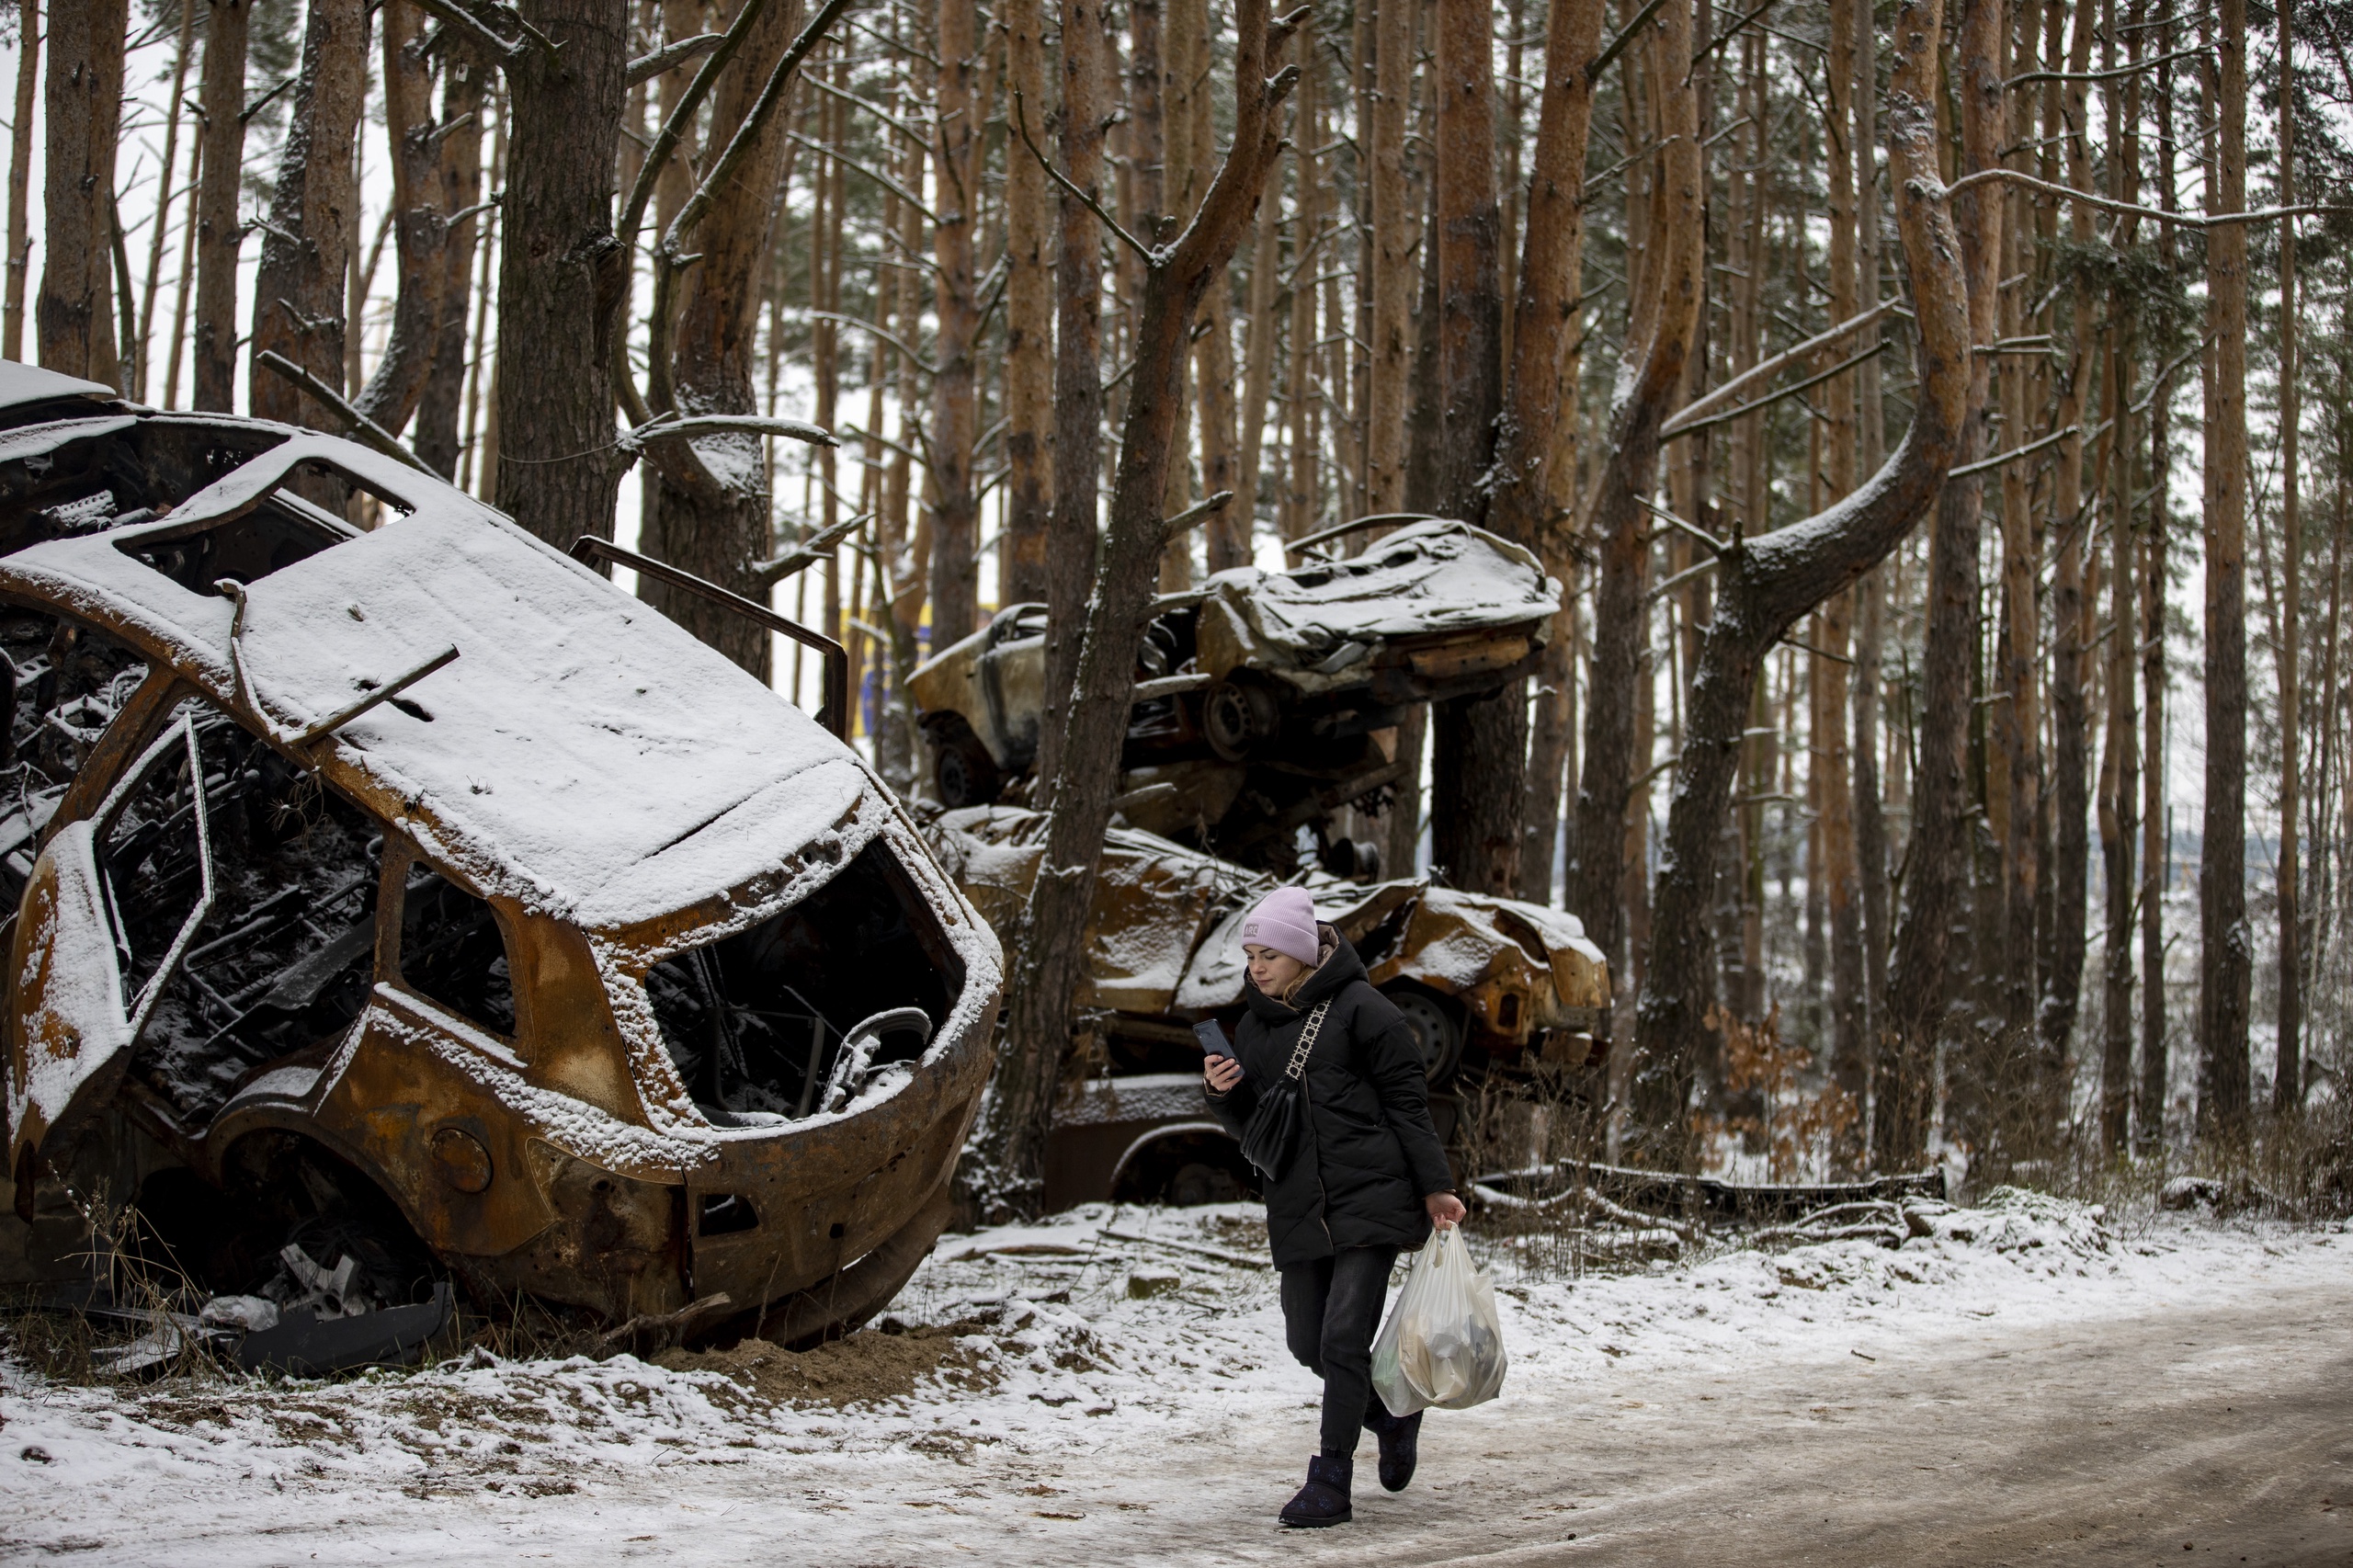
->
[[0, 1185, 244, 1388]]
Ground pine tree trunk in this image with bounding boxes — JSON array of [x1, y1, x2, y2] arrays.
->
[[1392, 150, 1443, 885], [37, 0, 127, 385], [248, 0, 365, 423], [1364, 0, 1415, 515], [414, 42, 489, 478], [2139, 41, 2178, 1149], [1990, 24, 2040, 1045], [129, 4, 198, 403], [1038, 0, 1108, 801], [1435, 0, 1600, 898], [2273, 0, 2302, 1113], [1576, 12, 1702, 1119], [641, 0, 819, 677], [2098, 13, 2147, 1152], [494, 0, 631, 549], [927, 0, 985, 644], [1426, 0, 1515, 893], [1279, 63, 1319, 547], [1850, 0, 1892, 1059], [2099, 328, 2139, 1152], [1235, 193, 1279, 540], [2197, 0, 2252, 1136], [3, 0, 37, 364], [354, 0, 456, 436], [191, 0, 250, 411], [1876, 0, 2006, 1172], [1004, 0, 1054, 605], [1495, 0, 1607, 903], [2036, 0, 2097, 1116], [1817, 0, 1865, 1160]]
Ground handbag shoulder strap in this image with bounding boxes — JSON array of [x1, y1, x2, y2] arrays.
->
[[1284, 1000, 1333, 1081]]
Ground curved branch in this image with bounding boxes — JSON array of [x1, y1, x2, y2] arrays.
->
[[666, 0, 860, 251], [1013, 91, 1152, 265], [614, 0, 778, 285], [255, 350, 435, 473], [628, 30, 723, 87]]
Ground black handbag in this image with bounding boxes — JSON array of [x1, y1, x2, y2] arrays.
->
[[1237, 999, 1332, 1182]]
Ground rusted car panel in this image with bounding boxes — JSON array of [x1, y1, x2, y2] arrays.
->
[[908, 523, 1560, 873], [922, 804, 1608, 1207], [0, 363, 1002, 1338]]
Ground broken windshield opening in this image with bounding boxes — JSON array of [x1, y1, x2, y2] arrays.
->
[[127, 701, 383, 1123], [644, 839, 956, 1127], [397, 867, 516, 1040], [114, 494, 352, 595]]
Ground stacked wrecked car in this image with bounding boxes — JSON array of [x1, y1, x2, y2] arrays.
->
[[923, 805, 1608, 1210], [0, 362, 1003, 1359], [910, 518, 1561, 873]]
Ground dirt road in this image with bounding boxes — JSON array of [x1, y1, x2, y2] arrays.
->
[[1349, 1279, 2353, 1568], [666, 1278, 2353, 1568]]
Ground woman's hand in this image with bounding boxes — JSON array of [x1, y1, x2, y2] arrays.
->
[[1204, 1055, 1244, 1096], [1426, 1191, 1466, 1231]]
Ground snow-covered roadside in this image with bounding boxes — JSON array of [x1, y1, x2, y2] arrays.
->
[[2, 1193, 2347, 1565]]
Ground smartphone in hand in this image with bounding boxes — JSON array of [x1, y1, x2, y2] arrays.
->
[[1193, 1019, 1235, 1060]]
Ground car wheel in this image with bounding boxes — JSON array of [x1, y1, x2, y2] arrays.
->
[[931, 718, 1005, 807], [1383, 984, 1465, 1085], [1203, 679, 1279, 761], [1168, 1161, 1245, 1206]]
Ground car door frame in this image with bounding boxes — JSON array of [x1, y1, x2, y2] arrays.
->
[[6, 695, 216, 1175]]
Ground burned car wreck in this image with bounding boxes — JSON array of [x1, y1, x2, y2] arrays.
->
[[922, 804, 1608, 1210], [0, 362, 1002, 1353], [909, 520, 1561, 872]]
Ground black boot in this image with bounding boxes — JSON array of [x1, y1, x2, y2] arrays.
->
[[1279, 1454, 1354, 1528], [1364, 1404, 1423, 1493]]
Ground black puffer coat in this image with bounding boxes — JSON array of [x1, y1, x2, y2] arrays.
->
[[1204, 926, 1455, 1268]]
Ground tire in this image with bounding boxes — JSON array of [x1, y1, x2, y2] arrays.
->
[[1203, 679, 1280, 762], [1382, 984, 1465, 1085], [930, 716, 1005, 807]]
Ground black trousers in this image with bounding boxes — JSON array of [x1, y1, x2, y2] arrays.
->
[[1279, 1244, 1401, 1457]]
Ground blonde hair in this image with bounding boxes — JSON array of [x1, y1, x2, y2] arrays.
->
[[1267, 951, 1320, 1005]]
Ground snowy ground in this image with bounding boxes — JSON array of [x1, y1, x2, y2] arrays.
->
[[3, 1193, 2348, 1566]]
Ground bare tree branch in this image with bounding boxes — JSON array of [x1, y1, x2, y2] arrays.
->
[[785, 129, 940, 223], [256, 350, 436, 473], [1012, 91, 1153, 266], [627, 30, 723, 87], [1663, 296, 1904, 436]]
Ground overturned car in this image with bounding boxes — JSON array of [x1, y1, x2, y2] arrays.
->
[[909, 520, 1561, 872], [0, 363, 1001, 1346], [922, 804, 1608, 1210]]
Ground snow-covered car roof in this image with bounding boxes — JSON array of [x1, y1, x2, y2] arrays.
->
[[1193, 517, 1560, 677], [0, 424, 870, 930], [0, 358, 119, 415]]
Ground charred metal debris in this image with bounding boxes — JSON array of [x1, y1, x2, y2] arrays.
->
[[0, 361, 1004, 1368]]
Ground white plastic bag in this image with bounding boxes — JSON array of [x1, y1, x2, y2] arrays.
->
[[1370, 1227, 1508, 1416]]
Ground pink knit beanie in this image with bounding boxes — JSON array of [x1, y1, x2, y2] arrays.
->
[[1241, 886, 1321, 967]]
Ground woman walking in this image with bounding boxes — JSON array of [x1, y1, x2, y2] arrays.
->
[[1203, 885, 1465, 1528]]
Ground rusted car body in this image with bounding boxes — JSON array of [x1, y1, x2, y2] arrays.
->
[[909, 521, 1560, 873], [921, 805, 1608, 1210], [0, 362, 1001, 1340]]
